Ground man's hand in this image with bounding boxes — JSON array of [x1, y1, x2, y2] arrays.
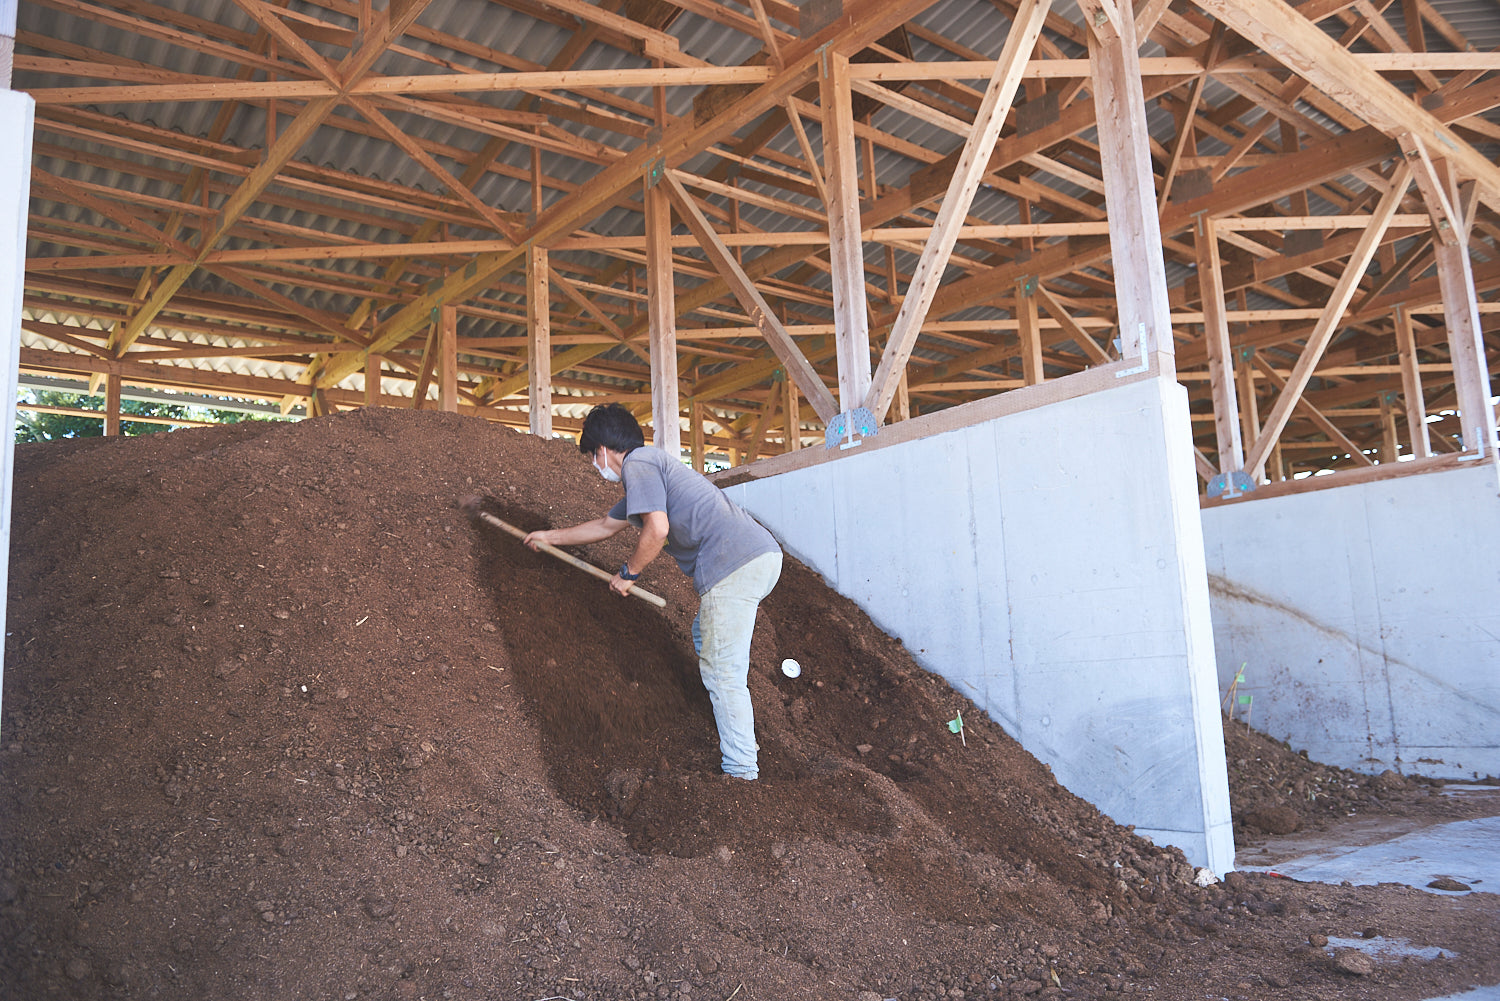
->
[[521, 529, 555, 551], [608, 571, 634, 597]]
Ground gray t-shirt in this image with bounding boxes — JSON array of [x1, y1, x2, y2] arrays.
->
[[607, 447, 779, 594]]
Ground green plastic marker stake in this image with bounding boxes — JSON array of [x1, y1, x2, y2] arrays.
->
[[947, 711, 966, 746]]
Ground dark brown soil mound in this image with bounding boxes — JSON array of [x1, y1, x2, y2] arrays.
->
[[1223, 716, 1487, 838], [3, 407, 1497, 1001]]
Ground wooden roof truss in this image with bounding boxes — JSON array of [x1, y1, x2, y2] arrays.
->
[[12, 0, 1500, 486]]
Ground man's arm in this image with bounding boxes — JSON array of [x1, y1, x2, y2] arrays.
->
[[611, 510, 668, 596], [523, 514, 628, 550]]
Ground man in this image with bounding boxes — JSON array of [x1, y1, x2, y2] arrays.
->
[[522, 403, 782, 781]]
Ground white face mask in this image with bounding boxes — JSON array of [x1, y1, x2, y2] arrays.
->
[[594, 452, 621, 483]]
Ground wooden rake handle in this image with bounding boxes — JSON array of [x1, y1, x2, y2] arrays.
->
[[474, 510, 667, 609]]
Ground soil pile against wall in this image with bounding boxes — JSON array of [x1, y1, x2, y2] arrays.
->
[[2, 407, 1496, 1001]]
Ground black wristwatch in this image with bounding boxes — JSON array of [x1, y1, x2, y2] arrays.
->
[[619, 563, 640, 581]]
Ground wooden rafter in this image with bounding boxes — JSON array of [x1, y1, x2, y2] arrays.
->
[[11, 0, 1497, 484]]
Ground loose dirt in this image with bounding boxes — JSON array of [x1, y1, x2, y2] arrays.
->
[[3, 407, 1496, 1001]]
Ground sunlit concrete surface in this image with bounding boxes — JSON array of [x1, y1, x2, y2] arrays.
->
[[1239, 814, 1499, 894]]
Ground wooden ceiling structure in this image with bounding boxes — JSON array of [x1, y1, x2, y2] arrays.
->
[[11, 0, 1500, 489]]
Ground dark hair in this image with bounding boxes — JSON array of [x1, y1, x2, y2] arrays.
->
[[578, 403, 645, 455]]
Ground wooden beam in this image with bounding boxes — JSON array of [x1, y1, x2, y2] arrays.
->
[[1194, 0, 1500, 210], [1193, 448, 1218, 483], [1252, 354, 1375, 466], [1236, 347, 1262, 476], [1241, 161, 1411, 478], [26, 68, 784, 107], [1380, 392, 1400, 463], [33, 54, 1500, 106], [1392, 305, 1431, 457], [110, 0, 436, 355], [659, 169, 838, 423], [350, 95, 630, 354], [689, 397, 706, 472], [862, 0, 1051, 421], [1158, 25, 1226, 210], [745, 391, 779, 463], [784, 374, 802, 451], [1396, 132, 1460, 245], [411, 327, 438, 410], [321, 0, 944, 389], [1017, 281, 1044, 385], [1034, 283, 1112, 365], [783, 100, 828, 207], [1196, 216, 1246, 472]]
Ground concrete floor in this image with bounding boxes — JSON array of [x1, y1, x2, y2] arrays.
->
[[1238, 814, 1498, 894], [1235, 787, 1500, 1000]]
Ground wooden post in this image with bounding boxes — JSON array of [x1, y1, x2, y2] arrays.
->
[[746, 392, 778, 463], [1084, 0, 1175, 371], [1393, 305, 1431, 458], [527, 245, 552, 437], [690, 397, 706, 471], [819, 50, 872, 414], [104, 373, 121, 437], [1253, 354, 1373, 468], [646, 66, 680, 454], [531, 143, 544, 219], [729, 179, 742, 266], [1235, 349, 1261, 479], [1017, 280, 1044, 385], [412, 327, 436, 410], [364, 352, 382, 407], [1380, 393, 1400, 463], [645, 177, 680, 455], [1430, 163, 1496, 456], [438, 304, 458, 414], [784, 376, 801, 451], [1196, 216, 1245, 472]]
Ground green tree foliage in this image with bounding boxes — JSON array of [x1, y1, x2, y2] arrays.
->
[[15, 389, 279, 443]]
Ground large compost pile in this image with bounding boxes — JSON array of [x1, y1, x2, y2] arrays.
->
[[3, 407, 1496, 1001]]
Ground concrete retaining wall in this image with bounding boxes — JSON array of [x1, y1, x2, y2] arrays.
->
[[1202, 461, 1500, 780], [723, 375, 1234, 872]]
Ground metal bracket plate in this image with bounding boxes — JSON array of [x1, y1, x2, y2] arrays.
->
[[825, 407, 878, 450], [1207, 470, 1256, 500]]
